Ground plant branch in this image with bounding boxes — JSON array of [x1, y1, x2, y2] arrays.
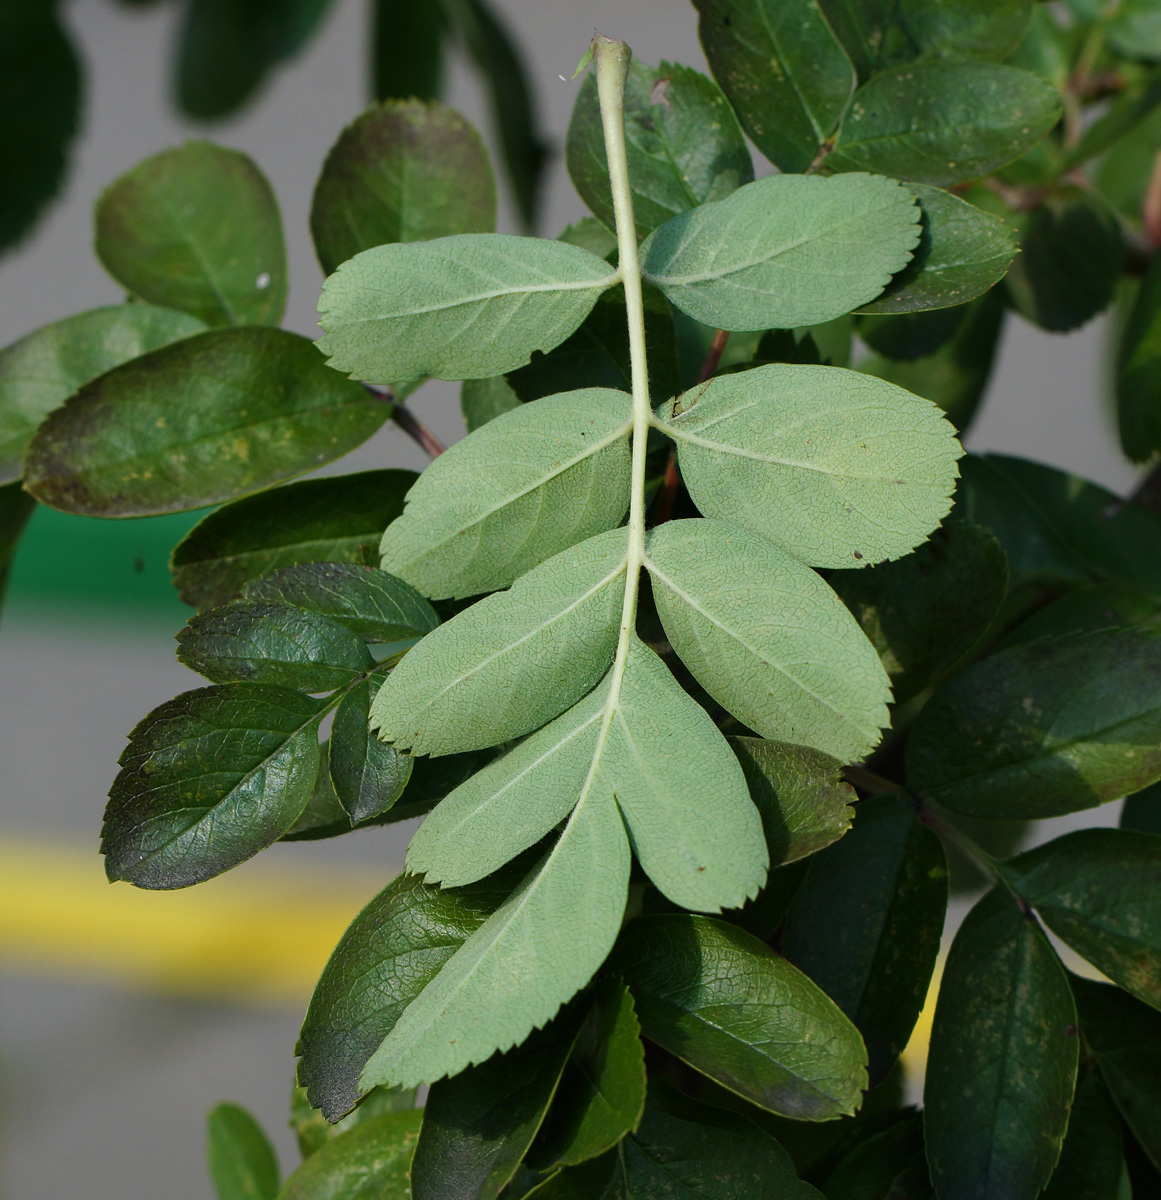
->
[[913, 795, 1002, 884], [362, 383, 446, 457]]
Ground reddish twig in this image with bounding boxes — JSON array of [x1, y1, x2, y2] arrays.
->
[[363, 383, 445, 457]]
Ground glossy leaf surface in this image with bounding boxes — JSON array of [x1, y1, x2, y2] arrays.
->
[[828, 519, 1008, 704], [171, 470, 416, 611], [924, 889, 1078, 1200], [380, 389, 631, 598], [692, 0, 855, 173], [103, 684, 324, 889], [25, 328, 386, 516], [647, 520, 891, 761], [330, 678, 413, 822], [317, 234, 616, 384], [360, 789, 630, 1087], [782, 794, 948, 1082], [567, 59, 752, 238], [311, 98, 495, 275], [829, 63, 1062, 186], [206, 1102, 280, 1200], [370, 530, 627, 755], [95, 142, 287, 326], [660, 365, 961, 569], [297, 868, 515, 1118], [907, 625, 1161, 818], [640, 174, 921, 332], [615, 914, 868, 1120], [1002, 829, 1161, 1011], [0, 304, 205, 484]]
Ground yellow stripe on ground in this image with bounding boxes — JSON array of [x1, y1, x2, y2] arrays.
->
[[0, 836, 393, 1005]]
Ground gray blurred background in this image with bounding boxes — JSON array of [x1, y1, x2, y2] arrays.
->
[[0, 1, 1138, 1195]]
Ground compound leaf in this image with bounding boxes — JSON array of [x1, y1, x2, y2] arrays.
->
[[614, 914, 868, 1120], [907, 624, 1161, 818], [829, 63, 1062, 186], [275, 1110, 423, 1200], [95, 141, 287, 326], [410, 1005, 582, 1200], [692, 0, 856, 173], [598, 637, 768, 913], [647, 520, 891, 762], [177, 601, 374, 691], [567, 58, 752, 238], [857, 183, 1018, 315], [103, 684, 324, 889], [360, 787, 630, 1088], [640, 174, 921, 332], [924, 888, 1078, 1200], [659, 366, 962, 569], [0, 304, 205, 484], [330, 678, 413, 822], [311, 98, 495, 276], [170, 470, 416, 611], [317, 234, 616, 384], [528, 977, 647, 1171], [729, 738, 856, 866], [380, 389, 631, 599], [828, 519, 1008, 705], [297, 868, 517, 1119], [370, 530, 627, 755], [24, 328, 387, 517], [781, 794, 948, 1083], [206, 1102, 280, 1200], [1002, 829, 1161, 1011], [241, 561, 438, 643]]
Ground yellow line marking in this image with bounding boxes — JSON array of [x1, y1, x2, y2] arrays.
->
[[0, 836, 393, 1006]]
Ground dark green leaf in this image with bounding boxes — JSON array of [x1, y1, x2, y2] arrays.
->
[[171, 470, 416, 611], [461, 376, 521, 432], [728, 738, 856, 867], [0, 480, 35, 609], [206, 1102, 280, 1200], [528, 977, 646, 1170], [0, 0, 81, 253], [858, 307, 967, 362], [1119, 249, 1161, 463], [782, 795, 947, 1083], [241, 562, 438, 643], [815, 0, 893, 80], [1041, 1070, 1130, 1200], [1123, 780, 1161, 835], [1007, 6, 1072, 92], [275, 1110, 423, 1200], [828, 519, 1008, 705], [892, 0, 1035, 64], [296, 867, 518, 1119], [614, 914, 868, 1119], [24, 328, 387, 517], [725, 861, 810, 944], [858, 185, 1017, 316], [1002, 829, 1161, 1011], [924, 888, 1078, 1200], [330, 677, 412, 822], [283, 741, 350, 840], [999, 582, 1159, 650], [566, 59, 752, 238], [290, 1083, 418, 1160], [102, 684, 325, 889], [907, 624, 1161, 818], [95, 142, 287, 326], [411, 1005, 582, 1200], [1071, 67, 1161, 166], [176, 0, 332, 119], [1073, 976, 1161, 1171], [863, 290, 1005, 434], [1004, 187, 1124, 332], [829, 63, 1062, 186], [1110, 1, 1161, 61], [955, 453, 1161, 597], [0, 304, 206, 484], [444, 0, 547, 231], [557, 217, 618, 259], [507, 286, 679, 411], [372, 0, 444, 102], [310, 99, 495, 276], [692, 0, 855, 173], [177, 602, 374, 691], [823, 1113, 932, 1200]]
